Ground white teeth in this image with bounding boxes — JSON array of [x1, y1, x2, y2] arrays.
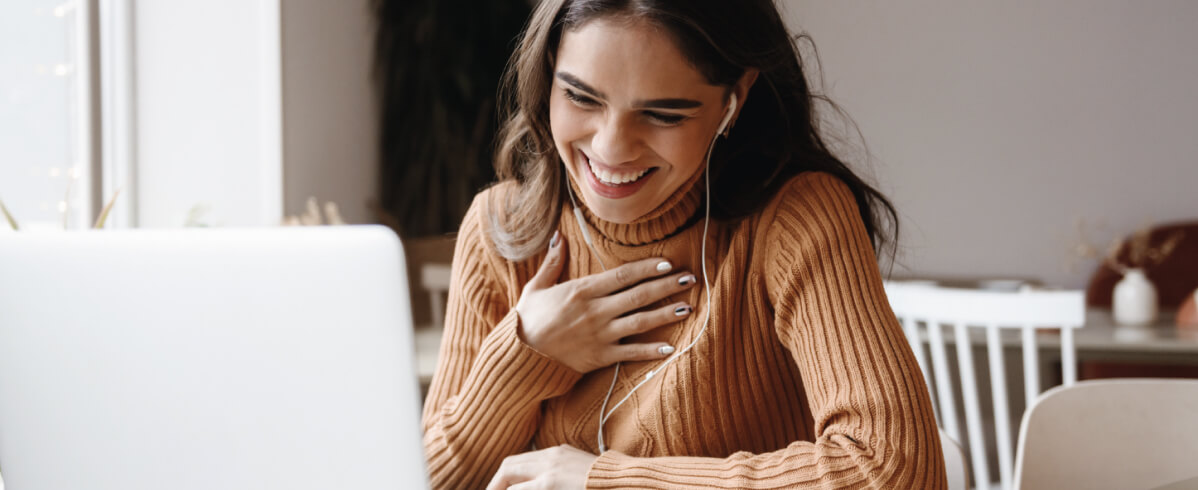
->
[[585, 155, 650, 186]]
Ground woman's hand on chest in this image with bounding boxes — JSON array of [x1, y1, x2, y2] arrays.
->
[[514, 232, 697, 374]]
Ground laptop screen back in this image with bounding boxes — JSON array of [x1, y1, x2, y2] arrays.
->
[[0, 226, 427, 490]]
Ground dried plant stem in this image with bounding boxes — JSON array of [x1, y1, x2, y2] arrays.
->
[[1071, 219, 1186, 276], [0, 198, 18, 230], [93, 188, 123, 229]]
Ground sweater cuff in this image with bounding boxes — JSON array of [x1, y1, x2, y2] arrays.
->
[[467, 309, 583, 402], [588, 450, 632, 482], [586, 450, 692, 489], [587, 450, 760, 489]]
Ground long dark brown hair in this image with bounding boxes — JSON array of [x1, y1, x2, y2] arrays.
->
[[488, 0, 898, 264]]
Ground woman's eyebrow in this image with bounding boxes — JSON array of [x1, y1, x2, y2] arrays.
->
[[633, 97, 702, 110], [556, 72, 606, 99], [555, 71, 703, 110]]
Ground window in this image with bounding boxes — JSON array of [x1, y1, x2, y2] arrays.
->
[[0, 0, 97, 231]]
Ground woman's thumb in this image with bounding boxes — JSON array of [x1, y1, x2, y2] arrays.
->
[[529, 231, 567, 289]]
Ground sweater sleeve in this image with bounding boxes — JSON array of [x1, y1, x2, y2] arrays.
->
[[585, 173, 945, 489], [421, 193, 583, 489]]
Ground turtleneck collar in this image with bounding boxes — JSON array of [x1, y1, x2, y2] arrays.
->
[[567, 168, 705, 247]]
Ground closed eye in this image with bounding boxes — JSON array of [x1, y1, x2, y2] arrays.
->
[[564, 87, 689, 126], [563, 88, 599, 107], [644, 111, 688, 125]]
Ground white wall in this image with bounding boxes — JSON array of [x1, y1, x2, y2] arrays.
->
[[780, 1, 1198, 288], [280, 0, 377, 224], [129, 0, 376, 228], [133, 0, 281, 228]]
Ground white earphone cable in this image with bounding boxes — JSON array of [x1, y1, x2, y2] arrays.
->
[[595, 125, 718, 453], [566, 184, 607, 271], [592, 94, 733, 453]]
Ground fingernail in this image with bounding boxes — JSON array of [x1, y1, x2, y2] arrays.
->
[[674, 305, 692, 316], [658, 345, 675, 355], [656, 261, 672, 273], [678, 274, 696, 286], [550, 231, 560, 248]]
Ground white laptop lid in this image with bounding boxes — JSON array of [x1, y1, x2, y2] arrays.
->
[[0, 226, 427, 490]]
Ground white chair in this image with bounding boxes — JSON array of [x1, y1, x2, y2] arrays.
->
[[420, 263, 453, 330], [884, 281, 1085, 490], [942, 429, 970, 490], [415, 263, 451, 387], [1014, 379, 1198, 490]]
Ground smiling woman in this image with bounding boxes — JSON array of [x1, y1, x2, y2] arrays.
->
[[421, 1, 945, 489], [547, 17, 750, 223]]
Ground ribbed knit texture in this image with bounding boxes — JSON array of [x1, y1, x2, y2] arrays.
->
[[422, 171, 945, 489]]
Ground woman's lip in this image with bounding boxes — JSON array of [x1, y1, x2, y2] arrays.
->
[[582, 152, 654, 174], [578, 150, 656, 199]]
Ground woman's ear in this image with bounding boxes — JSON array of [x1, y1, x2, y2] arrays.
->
[[729, 68, 760, 130]]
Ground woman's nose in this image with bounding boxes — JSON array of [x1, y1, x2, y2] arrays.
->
[[589, 114, 642, 165]]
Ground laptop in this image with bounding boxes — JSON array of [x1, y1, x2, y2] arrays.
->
[[0, 226, 428, 490]]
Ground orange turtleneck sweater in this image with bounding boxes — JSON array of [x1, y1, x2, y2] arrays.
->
[[422, 171, 945, 489]]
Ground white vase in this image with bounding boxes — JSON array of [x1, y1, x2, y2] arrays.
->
[[1113, 268, 1158, 327]]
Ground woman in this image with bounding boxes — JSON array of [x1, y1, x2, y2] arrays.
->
[[423, 1, 945, 488]]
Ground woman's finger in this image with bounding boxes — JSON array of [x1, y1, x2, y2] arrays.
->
[[526, 231, 567, 291], [486, 460, 535, 490], [604, 302, 692, 341], [580, 257, 674, 296], [599, 271, 697, 315], [487, 446, 562, 490], [608, 341, 677, 364]]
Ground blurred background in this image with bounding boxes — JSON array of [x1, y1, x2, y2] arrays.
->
[[2, 0, 1196, 338]]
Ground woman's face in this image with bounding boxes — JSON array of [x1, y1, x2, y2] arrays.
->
[[549, 18, 732, 224]]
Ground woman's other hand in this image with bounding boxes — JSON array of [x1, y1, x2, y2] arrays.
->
[[514, 232, 696, 373], [485, 444, 596, 490]]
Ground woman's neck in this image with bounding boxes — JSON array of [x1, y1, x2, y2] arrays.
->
[[567, 169, 704, 246]]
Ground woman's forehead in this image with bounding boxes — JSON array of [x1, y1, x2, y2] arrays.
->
[[555, 18, 719, 102]]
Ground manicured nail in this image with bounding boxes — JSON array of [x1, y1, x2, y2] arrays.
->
[[658, 345, 675, 355], [550, 231, 560, 248], [678, 274, 696, 286], [656, 261, 672, 272], [674, 305, 692, 316]]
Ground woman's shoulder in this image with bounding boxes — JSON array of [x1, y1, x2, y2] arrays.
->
[[454, 182, 519, 265], [465, 179, 518, 218], [755, 171, 861, 229], [753, 172, 877, 300], [465, 179, 525, 228]]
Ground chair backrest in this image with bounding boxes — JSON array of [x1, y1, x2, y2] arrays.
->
[[420, 263, 453, 329], [884, 281, 1085, 490], [942, 429, 970, 490], [415, 263, 452, 387], [1014, 379, 1198, 490]]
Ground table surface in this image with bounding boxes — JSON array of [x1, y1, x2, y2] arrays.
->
[[926, 309, 1198, 355], [1072, 310, 1198, 354]]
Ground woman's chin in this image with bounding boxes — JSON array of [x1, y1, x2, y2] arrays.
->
[[583, 202, 641, 224], [580, 191, 670, 224], [568, 169, 673, 224]]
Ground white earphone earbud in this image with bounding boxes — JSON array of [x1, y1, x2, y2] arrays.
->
[[717, 92, 738, 137]]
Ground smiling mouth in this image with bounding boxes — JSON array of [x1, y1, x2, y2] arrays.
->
[[581, 152, 658, 187]]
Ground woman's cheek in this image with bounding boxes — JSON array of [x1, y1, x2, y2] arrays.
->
[[549, 102, 589, 144], [652, 128, 707, 172]]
